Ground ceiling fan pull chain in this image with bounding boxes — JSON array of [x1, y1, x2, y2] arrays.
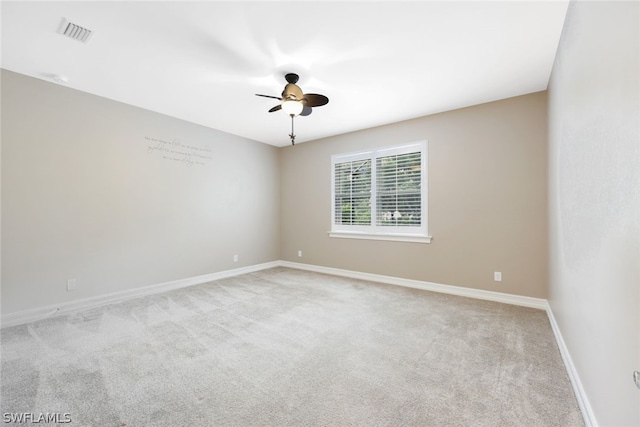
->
[[289, 115, 296, 145]]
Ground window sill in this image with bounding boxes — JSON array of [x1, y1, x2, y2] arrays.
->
[[328, 231, 432, 244]]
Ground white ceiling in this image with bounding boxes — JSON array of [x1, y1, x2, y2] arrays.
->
[[1, 1, 569, 147]]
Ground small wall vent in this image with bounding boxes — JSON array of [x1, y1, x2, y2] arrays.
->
[[57, 18, 93, 44]]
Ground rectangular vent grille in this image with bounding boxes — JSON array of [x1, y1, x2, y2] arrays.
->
[[58, 18, 93, 43]]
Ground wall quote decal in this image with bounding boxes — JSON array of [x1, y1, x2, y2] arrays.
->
[[145, 136, 213, 166]]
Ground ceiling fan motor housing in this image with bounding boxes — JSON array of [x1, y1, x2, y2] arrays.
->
[[283, 83, 303, 100]]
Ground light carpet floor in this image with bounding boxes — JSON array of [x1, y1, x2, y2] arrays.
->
[[1, 267, 583, 426]]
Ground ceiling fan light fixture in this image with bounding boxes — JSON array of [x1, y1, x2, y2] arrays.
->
[[281, 99, 303, 116]]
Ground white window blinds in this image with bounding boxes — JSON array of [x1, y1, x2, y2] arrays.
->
[[331, 141, 428, 239], [333, 158, 372, 225], [376, 151, 422, 227]]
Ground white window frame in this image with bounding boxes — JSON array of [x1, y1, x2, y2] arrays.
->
[[329, 141, 431, 243]]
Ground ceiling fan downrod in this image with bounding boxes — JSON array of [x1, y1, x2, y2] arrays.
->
[[289, 115, 296, 145]]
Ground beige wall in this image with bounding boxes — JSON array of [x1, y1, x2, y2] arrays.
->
[[1, 70, 281, 315], [548, 1, 640, 425], [280, 92, 548, 298]]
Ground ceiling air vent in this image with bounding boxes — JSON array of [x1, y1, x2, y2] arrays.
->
[[57, 18, 93, 44]]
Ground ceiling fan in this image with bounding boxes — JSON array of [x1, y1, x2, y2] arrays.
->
[[256, 73, 329, 145]]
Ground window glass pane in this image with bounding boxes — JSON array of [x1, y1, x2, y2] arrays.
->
[[334, 159, 371, 225], [376, 152, 421, 226]]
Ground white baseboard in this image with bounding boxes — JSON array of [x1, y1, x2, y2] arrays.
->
[[279, 260, 548, 310], [546, 306, 598, 427], [0, 261, 280, 328], [0, 260, 546, 327]]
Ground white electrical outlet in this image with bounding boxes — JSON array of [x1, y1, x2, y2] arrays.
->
[[298, 250, 302, 257], [494, 272, 502, 282], [67, 279, 77, 291], [233, 254, 239, 262]]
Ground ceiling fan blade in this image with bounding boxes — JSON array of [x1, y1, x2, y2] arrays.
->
[[300, 106, 313, 116], [256, 94, 282, 100], [268, 105, 282, 113], [303, 93, 329, 107]]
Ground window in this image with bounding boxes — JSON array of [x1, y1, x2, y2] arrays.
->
[[330, 141, 430, 243]]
